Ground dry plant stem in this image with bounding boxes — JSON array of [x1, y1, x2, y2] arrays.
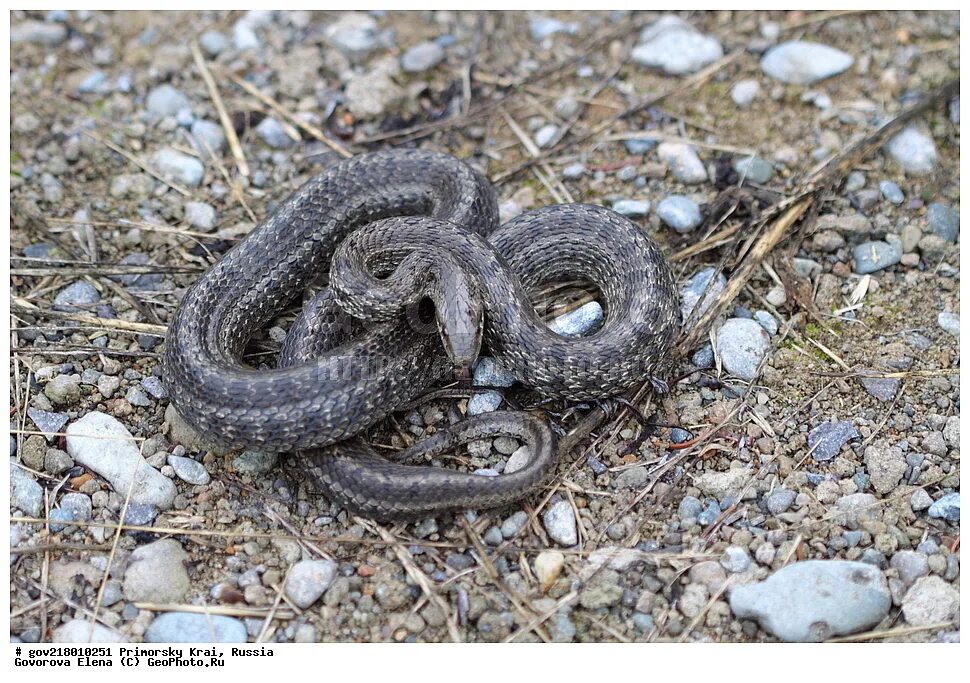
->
[[191, 41, 250, 177], [675, 78, 958, 356], [491, 49, 744, 184], [224, 70, 353, 159]]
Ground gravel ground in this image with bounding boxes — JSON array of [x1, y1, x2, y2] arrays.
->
[[9, 10, 960, 644]]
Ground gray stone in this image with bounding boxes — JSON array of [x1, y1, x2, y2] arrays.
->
[[11, 20, 68, 45], [58, 492, 92, 524], [126, 385, 150, 407], [140, 376, 167, 400], [611, 199, 650, 217], [255, 117, 295, 149], [152, 148, 204, 187], [10, 460, 43, 516], [44, 375, 80, 406], [27, 408, 69, 439], [44, 448, 73, 475], [534, 124, 559, 148], [729, 560, 890, 642], [879, 181, 905, 205], [199, 30, 229, 56], [401, 41, 444, 72], [324, 13, 380, 57], [808, 420, 859, 462], [285, 559, 338, 608], [715, 318, 770, 381], [859, 376, 901, 402], [901, 576, 960, 626], [548, 301, 603, 337], [232, 450, 278, 474], [529, 17, 579, 41], [146, 85, 190, 118], [765, 488, 796, 515], [760, 41, 854, 84], [910, 488, 933, 512], [657, 195, 702, 233], [681, 267, 727, 321], [190, 120, 226, 156], [77, 71, 109, 94], [864, 443, 907, 495], [66, 412, 176, 509], [853, 240, 902, 274], [344, 67, 405, 118], [123, 539, 190, 603], [53, 619, 127, 643], [721, 546, 752, 573], [928, 492, 959, 522], [890, 551, 929, 586], [562, 162, 586, 179], [731, 79, 761, 108], [504, 446, 531, 474], [678, 495, 703, 520], [695, 467, 750, 500], [184, 201, 217, 231], [96, 375, 121, 399], [632, 16, 723, 76], [938, 311, 959, 337], [753, 310, 778, 336], [467, 356, 517, 416], [927, 202, 959, 242], [615, 466, 648, 489], [145, 612, 247, 643], [53, 280, 100, 312], [501, 511, 529, 538], [884, 125, 938, 176], [942, 416, 959, 446], [733, 156, 774, 184], [543, 499, 578, 546], [167, 455, 210, 486], [657, 142, 707, 184]]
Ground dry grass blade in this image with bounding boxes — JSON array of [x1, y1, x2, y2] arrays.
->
[[191, 40, 250, 177], [83, 131, 191, 196], [11, 302, 168, 335], [132, 602, 297, 619], [224, 70, 353, 159]]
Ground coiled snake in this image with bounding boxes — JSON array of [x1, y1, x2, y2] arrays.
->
[[164, 150, 681, 520]]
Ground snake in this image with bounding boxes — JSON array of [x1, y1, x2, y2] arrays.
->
[[163, 149, 681, 520]]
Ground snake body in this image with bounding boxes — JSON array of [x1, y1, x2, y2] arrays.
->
[[164, 149, 681, 519]]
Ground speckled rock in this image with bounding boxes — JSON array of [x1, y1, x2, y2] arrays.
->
[[864, 442, 907, 495], [543, 499, 578, 546], [928, 492, 960, 522], [884, 124, 938, 176], [901, 576, 960, 626], [808, 420, 859, 462], [123, 539, 190, 604], [715, 318, 770, 381], [284, 559, 338, 609], [656, 195, 702, 233], [729, 560, 890, 642]]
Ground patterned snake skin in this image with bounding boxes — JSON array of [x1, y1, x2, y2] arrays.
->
[[164, 149, 681, 519]]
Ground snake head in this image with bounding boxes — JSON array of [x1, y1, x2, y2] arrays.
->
[[431, 265, 484, 373]]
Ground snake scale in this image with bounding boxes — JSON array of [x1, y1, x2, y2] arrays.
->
[[164, 149, 681, 520]]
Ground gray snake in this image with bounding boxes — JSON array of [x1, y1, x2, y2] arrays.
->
[[163, 149, 681, 519]]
